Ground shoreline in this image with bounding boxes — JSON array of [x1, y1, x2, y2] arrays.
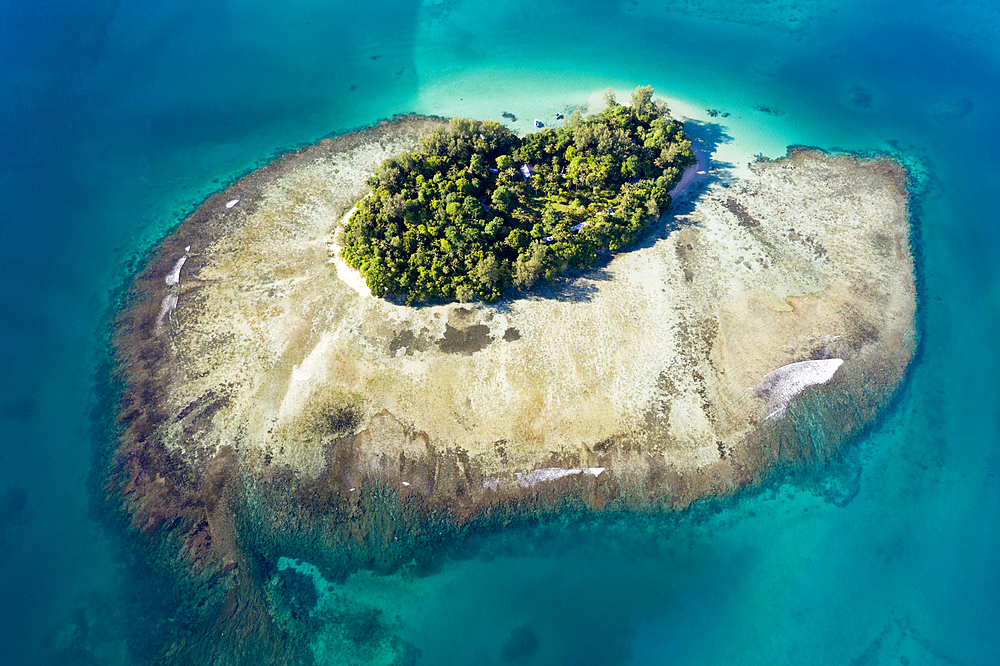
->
[[669, 143, 710, 200]]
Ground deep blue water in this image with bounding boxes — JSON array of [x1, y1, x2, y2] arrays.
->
[[1, 0, 998, 664]]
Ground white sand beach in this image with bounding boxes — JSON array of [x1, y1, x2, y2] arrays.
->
[[669, 143, 709, 201], [328, 203, 372, 298]]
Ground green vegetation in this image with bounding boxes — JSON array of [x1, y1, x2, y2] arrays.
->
[[341, 86, 696, 303]]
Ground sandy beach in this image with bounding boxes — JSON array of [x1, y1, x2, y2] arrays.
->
[[669, 143, 709, 200], [328, 200, 372, 298]]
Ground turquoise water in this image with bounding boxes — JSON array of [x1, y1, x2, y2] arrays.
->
[[2, 0, 998, 663]]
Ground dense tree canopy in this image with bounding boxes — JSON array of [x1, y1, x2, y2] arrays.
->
[[341, 86, 695, 303]]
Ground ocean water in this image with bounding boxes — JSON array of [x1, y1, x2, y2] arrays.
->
[[1, 0, 998, 664]]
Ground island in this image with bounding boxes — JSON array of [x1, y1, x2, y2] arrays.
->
[[104, 95, 917, 664]]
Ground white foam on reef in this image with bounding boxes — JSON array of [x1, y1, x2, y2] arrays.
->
[[483, 478, 502, 491], [152, 294, 178, 336], [515, 467, 605, 488], [164, 256, 186, 286], [753, 359, 844, 420], [225, 198, 239, 208]]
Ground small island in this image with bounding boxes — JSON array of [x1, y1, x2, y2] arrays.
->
[[104, 94, 917, 664], [342, 86, 694, 302]]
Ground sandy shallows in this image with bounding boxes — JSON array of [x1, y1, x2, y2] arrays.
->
[[111, 118, 915, 550]]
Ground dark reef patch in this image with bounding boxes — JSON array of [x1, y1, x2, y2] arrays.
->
[[500, 626, 540, 662], [436, 322, 493, 355], [850, 86, 873, 108], [2, 396, 36, 421], [388, 327, 435, 356], [754, 104, 785, 116], [723, 197, 761, 229]]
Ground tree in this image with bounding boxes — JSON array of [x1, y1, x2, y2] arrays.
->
[[382, 192, 407, 220], [621, 155, 641, 181], [513, 241, 547, 290], [484, 218, 506, 240], [469, 153, 486, 176], [595, 124, 630, 157], [506, 228, 530, 251], [449, 117, 475, 138], [420, 129, 450, 156], [477, 119, 516, 154], [377, 164, 402, 190], [630, 85, 655, 115], [362, 256, 392, 296], [491, 185, 515, 213], [603, 88, 618, 107], [475, 254, 501, 290], [455, 285, 474, 303]]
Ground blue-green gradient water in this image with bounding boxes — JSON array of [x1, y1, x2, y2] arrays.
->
[[2, 0, 998, 663]]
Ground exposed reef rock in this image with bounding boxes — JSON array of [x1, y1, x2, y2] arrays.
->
[[106, 116, 916, 664]]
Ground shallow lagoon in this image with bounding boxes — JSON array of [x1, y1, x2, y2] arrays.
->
[[1, 0, 998, 663]]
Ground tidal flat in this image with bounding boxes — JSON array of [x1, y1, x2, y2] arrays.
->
[[107, 112, 916, 663]]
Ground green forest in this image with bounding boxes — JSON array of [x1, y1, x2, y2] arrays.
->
[[340, 86, 696, 304]]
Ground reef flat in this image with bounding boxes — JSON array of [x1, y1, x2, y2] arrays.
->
[[106, 114, 916, 663]]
